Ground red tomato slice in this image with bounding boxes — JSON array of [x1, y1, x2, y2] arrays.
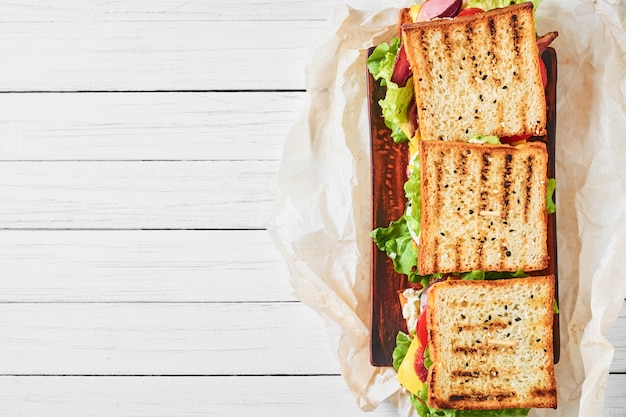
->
[[413, 342, 428, 382], [501, 134, 532, 144], [416, 308, 428, 348], [457, 7, 483, 17]]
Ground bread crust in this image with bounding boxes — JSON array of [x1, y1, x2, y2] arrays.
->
[[426, 276, 557, 410], [418, 140, 549, 275], [402, 3, 546, 142], [398, 8, 412, 38]]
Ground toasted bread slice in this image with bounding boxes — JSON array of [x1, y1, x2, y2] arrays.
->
[[418, 140, 548, 275], [398, 8, 412, 37], [402, 3, 546, 142], [426, 276, 557, 410]]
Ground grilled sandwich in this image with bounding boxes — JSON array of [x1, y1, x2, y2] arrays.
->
[[369, 1, 559, 415], [425, 275, 557, 410], [418, 139, 549, 275], [401, 2, 546, 142]]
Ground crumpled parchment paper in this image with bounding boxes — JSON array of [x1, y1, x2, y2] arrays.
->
[[267, 1, 626, 415]]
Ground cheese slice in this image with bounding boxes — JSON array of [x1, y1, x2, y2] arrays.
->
[[409, 5, 421, 23], [397, 335, 424, 396]]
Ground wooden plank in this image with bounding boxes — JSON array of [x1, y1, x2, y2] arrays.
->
[[0, 230, 292, 302], [0, 302, 337, 375], [0, 301, 622, 375], [0, 161, 277, 229], [604, 373, 626, 416], [0, 92, 301, 161], [0, 374, 621, 416], [604, 301, 626, 373], [0, 375, 400, 416], [0, 20, 324, 91], [0, 0, 342, 22]]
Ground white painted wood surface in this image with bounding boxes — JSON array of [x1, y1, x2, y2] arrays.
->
[[0, 1, 622, 415], [0, 92, 302, 161]]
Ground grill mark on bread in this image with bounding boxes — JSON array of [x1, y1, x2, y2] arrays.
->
[[465, 23, 474, 51], [455, 150, 469, 271], [459, 150, 468, 176], [511, 13, 521, 57], [481, 151, 491, 182], [448, 391, 517, 404], [477, 152, 493, 269], [509, 13, 528, 134], [434, 153, 443, 272], [502, 153, 513, 219], [418, 141, 549, 274], [488, 17, 498, 81], [488, 18, 496, 38], [456, 321, 509, 331], [452, 370, 480, 378], [532, 387, 558, 398], [455, 240, 463, 272], [453, 344, 516, 355], [402, 3, 546, 141], [451, 369, 507, 379], [465, 23, 477, 96], [478, 152, 492, 267], [524, 155, 534, 223], [443, 29, 451, 59], [426, 276, 557, 409]]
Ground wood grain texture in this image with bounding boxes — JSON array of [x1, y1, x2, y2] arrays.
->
[[0, 92, 301, 161], [603, 374, 626, 417], [0, 375, 400, 417], [0, 302, 337, 375], [0, 161, 277, 229], [0, 0, 340, 22], [605, 301, 626, 373], [0, 300, 619, 376], [368, 46, 411, 366], [0, 230, 292, 302], [0, 374, 622, 416], [0, 0, 622, 415], [0, 20, 323, 91]]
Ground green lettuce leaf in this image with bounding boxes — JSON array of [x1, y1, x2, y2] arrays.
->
[[470, 134, 501, 145], [367, 37, 413, 143], [404, 157, 422, 240], [461, 270, 487, 281], [370, 216, 419, 281], [546, 178, 557, 214], [392, 331, 412, 371], [461, 269, 527, 281], [423, 344, 433, 370], [367, 37, 400, 87], [371, 155, 425, 283], [379, 78, 413, 143], [465, 0, 542, 12]]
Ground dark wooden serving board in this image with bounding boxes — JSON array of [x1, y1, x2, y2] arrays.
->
[[368, 47, 559, 367]]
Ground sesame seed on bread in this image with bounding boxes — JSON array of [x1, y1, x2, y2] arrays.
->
[[402, 3, 546, 142], [418, 139, 549, 275]]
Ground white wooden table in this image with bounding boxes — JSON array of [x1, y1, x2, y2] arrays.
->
[[0, 1, 623, 415]]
